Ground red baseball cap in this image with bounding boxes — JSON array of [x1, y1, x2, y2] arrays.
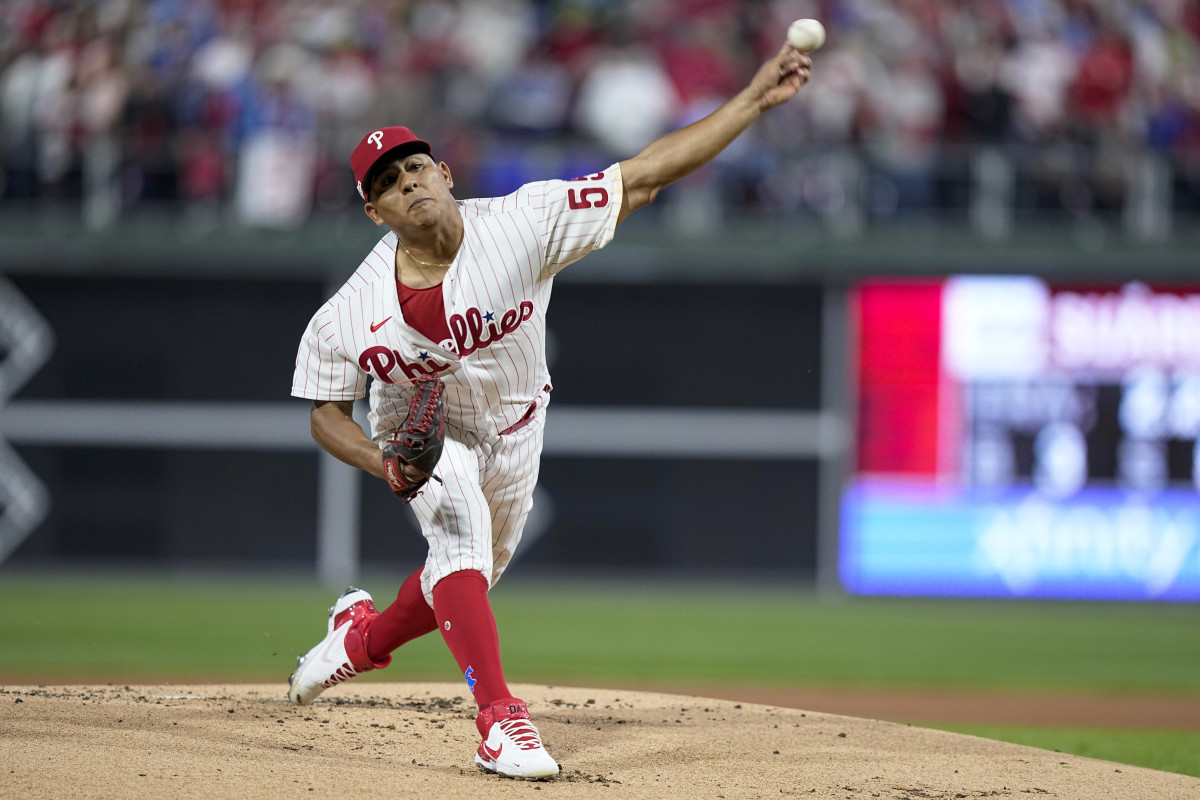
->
[[351, 126, 432, 200]]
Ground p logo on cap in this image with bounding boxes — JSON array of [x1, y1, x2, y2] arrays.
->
[[351, 126, 432, 200]]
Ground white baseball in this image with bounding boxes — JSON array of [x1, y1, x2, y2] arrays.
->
[[787, 18, 825, 52]]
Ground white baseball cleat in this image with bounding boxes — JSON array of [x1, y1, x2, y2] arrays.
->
[[287, 587, 391, 705], [473, 697, 560, 780]]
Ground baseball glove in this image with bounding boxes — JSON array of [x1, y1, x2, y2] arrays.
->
[[381, 374, 446, 503]]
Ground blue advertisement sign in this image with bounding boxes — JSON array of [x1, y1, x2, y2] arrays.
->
[[840, 480, 1200, 601]]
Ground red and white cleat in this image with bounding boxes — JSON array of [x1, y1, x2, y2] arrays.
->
[[287, 588, 390, 705], [473, 697, 560, 780]]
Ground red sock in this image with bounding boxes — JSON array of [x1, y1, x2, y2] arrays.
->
[[366, 567, 438, 663], [431, 570, 511, 709]]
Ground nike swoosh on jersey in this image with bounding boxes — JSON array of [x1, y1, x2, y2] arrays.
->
[[370, 317, 392, 333]]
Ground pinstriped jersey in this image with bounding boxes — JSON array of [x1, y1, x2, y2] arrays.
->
[[291, 165, 623, 440]]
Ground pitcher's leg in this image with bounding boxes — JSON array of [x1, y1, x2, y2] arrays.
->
[[481, 421, 546, 587], [410, 430, 558, 778], [365, 567, 437, 662]]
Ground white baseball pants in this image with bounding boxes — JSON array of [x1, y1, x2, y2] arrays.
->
[[410, 408, 547, 606]]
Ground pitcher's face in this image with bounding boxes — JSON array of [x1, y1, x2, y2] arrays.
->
[[364, 154, 457, 233]]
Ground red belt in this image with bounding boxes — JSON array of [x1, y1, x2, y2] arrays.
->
[[500, 385, 550, 436]]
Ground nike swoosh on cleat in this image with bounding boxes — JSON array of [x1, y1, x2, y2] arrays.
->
[[481, 742, 503, 761], [370, 317, 392, 332]]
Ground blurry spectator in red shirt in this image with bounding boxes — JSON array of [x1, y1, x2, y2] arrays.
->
[[1069, 23, 1133, 130]]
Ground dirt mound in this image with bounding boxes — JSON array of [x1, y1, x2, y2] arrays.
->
[[2, 683, 1196, 799]]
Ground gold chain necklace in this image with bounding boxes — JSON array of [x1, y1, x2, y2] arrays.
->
[[397, 237, 454, 268]]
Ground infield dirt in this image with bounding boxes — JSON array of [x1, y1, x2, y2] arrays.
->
[[2, 683, 1196, 800]]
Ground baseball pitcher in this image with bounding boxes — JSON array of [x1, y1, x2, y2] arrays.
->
[[287, 41, 812, 779]]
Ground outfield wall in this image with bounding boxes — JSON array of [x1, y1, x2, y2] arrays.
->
[[0, 269, 827, 577]]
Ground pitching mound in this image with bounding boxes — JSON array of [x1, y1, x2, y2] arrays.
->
[[2, 683, 1195, 799]]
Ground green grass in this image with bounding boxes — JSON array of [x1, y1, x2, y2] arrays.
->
[[929, 725, 1200, 779], [2, 572, 1198, 693], [1, 571, 1197, 777]]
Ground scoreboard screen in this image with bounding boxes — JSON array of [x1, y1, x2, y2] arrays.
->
[[840, 276, 1200, 601]]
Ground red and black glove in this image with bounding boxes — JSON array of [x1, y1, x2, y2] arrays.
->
[[381, 375, 446, 503]]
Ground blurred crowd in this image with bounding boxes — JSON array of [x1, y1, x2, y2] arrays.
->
[[2, 0, 1199, 230]]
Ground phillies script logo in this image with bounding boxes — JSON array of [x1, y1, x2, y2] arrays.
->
[[357, 301, 534, 383]]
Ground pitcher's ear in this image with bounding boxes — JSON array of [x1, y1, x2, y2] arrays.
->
[[363, 202, 384, 226]]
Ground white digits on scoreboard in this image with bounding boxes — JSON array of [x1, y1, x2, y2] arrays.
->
[[1119, 368, 1168, 439], [1033, 421, 1087, 498]]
